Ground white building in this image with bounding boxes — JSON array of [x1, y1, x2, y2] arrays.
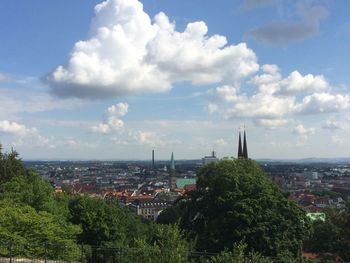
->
[[202, 151, 219, 166]]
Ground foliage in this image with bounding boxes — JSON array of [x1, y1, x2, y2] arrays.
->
[[0, 146, 204, 262], [0, 170, 55, 212], [156, 203, 184, 224], [0, 145, 25, 184], [0, 199, 81, 261], [201, 243, 272, 263], [178, 159, 309, 257], [0, 145, 318, 262], [130, 224, 191, 263], [304, 202, 350, 261], [0, 146, 81, 260], [68, 195, 150, 247]]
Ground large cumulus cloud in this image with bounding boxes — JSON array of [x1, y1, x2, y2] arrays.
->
[[46, 0, 258, 98], [208, 64, 350, 127]]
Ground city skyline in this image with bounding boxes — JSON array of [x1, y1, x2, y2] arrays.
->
[[1, 0, 350, 160]]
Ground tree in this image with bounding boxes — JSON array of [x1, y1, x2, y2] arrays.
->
[[156, 204, 184, 224], [68, 195, 150, 247], [202, 243, 273, 263], [304, 202, 350, 261], [178, 159, 309, 257], [0, 145, 25, 184], [0, 199, 81, 261], [0, 170, 55, 212], [131, 224, 191, 263]]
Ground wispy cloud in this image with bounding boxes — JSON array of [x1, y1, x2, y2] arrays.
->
[[0, 73, 11, 82], [322, 120, 344, 130], [0, 87, 88, 119], [242, 0, 277, 10], [247, 1, 328, 44]]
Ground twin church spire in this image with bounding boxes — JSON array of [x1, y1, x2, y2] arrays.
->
[[237, 128, 248, 159]]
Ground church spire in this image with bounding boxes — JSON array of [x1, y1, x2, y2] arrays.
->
[[170, 152, 175, 171], [237, 129, 243, 158], [169, 152, 175, 190], [243, 130, 248, 159]]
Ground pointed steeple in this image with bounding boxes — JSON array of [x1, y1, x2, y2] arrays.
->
[[243, 130, 248, 159], [237, 130, 243, 158], [170, 152, 175, 171], [169, 152, 175, 190]]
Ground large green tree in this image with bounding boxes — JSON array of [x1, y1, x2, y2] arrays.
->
[[68, 195, 150, 247], [0, 171, 55, 212], [0, 199, 81, 261], [0, 145, 25, 184], [177, 159, 309, 257]]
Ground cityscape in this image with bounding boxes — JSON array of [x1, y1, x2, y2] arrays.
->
[[26, 132, 350, 222], [1, 0, 350, 262]]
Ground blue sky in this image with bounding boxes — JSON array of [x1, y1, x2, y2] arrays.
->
[[0, 0, 350, 160]]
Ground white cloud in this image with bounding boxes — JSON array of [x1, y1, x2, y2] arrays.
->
[[133, 131, 159, 145], [107, 118, 125, 131], [131, 130, 182, 146], [322, 120, 344, 130], [0, 120, 52, 149], [91, 123, 111, 134], [0, 120, 35, 136], [249, 64, 282, 94], [210, 70, 295, 120], [293, 124, 315, 144], [91, 102, 128, 133], [278, 71, 329, 95], [12, 134, 53, 148], [210, 85, 239, 102], [331, 135, 345, 145], [293, 124, 315, 136], [251, 66, 330, 95], [254, 118, 288, 128], [225, 92, 295, 119], [214, 138, 228, 146], [107, 102, 128, 117], [207, 103, 219, 114], [46, 0, 259, 98], [294, 92, 350, 114], [208, 65, 349, 122]]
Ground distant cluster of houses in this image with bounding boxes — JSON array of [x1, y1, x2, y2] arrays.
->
[[290, 192, 345, 213], [55, 177, 197, 221]]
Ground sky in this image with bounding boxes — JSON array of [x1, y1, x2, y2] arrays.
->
[[0, 0, 350, 160]]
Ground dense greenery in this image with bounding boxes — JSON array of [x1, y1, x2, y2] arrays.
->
[[0, 199, 81, 260], [0, 147, 80, 260], [304, 204, 350, 261], [68, 195, 151, 247], [161, 159, 310, 258], [0, 146, 191, 261], [0, 145, 25, 184]]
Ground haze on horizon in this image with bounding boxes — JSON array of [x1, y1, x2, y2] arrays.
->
[[0, 0, 350, 160]]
